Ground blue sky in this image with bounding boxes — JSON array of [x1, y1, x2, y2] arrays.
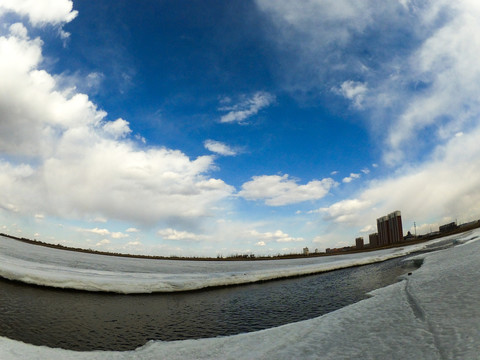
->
[[1, 0, 480, 256]]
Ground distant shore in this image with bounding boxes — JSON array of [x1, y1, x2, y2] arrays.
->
[[1, 223, 479, 262]]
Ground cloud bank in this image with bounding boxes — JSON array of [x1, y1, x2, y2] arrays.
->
[[0, 18, 233, 226]]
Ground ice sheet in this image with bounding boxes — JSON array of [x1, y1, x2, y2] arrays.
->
[[1, 229, 480, 359], [0, 234, 459, 293]]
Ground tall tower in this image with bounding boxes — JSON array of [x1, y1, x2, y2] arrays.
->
[[377, 215, 389, 246], [377, 211, 403, 245], [388, 211, 403, 243]]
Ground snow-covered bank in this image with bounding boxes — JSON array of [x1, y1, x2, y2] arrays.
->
[[0, 234, 459, 293], [1, 229, 480, 359]]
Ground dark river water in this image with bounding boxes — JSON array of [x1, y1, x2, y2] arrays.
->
[[0, 256, 418, 351]]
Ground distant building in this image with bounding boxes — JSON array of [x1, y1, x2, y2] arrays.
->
[[377, 211, 403, 246], [369, 233, 379, 248], [439, 222, 458, 233], [303, 247, 309, 255], [355, 237, 364, 249], [458, 220, 478, 229]]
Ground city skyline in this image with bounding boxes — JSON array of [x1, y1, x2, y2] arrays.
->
[[1, 1, 480, 256]]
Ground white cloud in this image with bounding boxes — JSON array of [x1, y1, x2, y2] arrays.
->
[[158, 228, 208, 242], [125, 241, 141, 246], [387, 3, 480, 163], [78, 227, 110, 236], [0, 0, 78, 26], [256, 0, 480, 168], [342, 173, 361, 183], [95, 239, 110, 246], [0, 23, 234, 226], [219, 92, 275, 124], [337, 80, 368, 109], [102, 118, 132, 139], [126, 227, 140, 233], [256, 241, 266, 246], [359, 225, 375, 233], [319, 198, 372, 225], [204, 140, 237, 156], [111, 232, 129, 239], [321, 125, 480, 229], [239, 174, 337, 206], [77, 228, 129, 240], [135, 134, 147, 144], [255, 0, 387, 94], [248, 229, 304, 243]]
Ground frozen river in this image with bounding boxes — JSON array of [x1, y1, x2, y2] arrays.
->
[[1, 231, 479, 359], [0, 255, 416, 350], [0, 235, 435, 293]]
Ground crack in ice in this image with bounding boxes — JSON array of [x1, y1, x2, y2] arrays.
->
[[404, 279, 447, 360]]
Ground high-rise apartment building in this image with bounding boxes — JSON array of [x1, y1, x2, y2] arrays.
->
[[369, 233, 379, 247], [376, 211, 403, 245], [355, 237, 364, 249]]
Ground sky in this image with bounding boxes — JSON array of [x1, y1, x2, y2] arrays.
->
[[1, 0, 480, 257]]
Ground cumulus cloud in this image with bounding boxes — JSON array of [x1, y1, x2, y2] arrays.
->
[[239, 174, 337, 206], [78, 227, 111, 236], [102, 118, 132, 139], [0, 19, 234, 227], [158, 228, 208, 241], [219, 91, 275, 124], [111, 232, 129, 239], [95, 239, 110, 247], [248, 229, 304, 243], [342, 173, 361, 183], [319, 199, 372, 225], [204, 140, 237, 156], [0, 0, 78, 26]]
